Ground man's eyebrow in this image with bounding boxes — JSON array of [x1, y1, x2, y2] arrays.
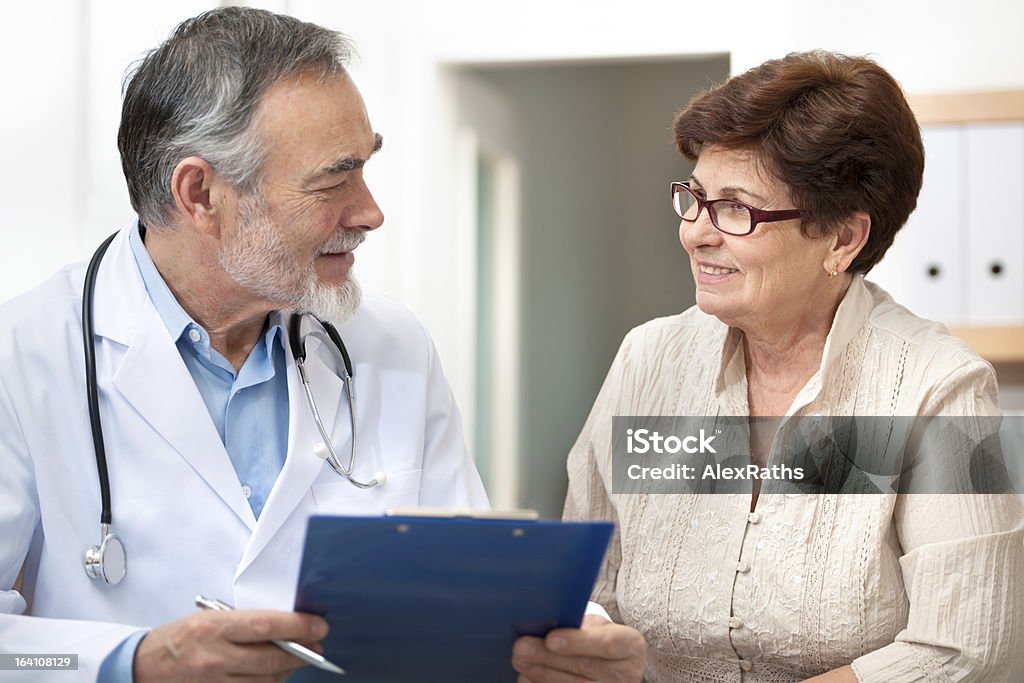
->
[[312, 133, 384, 180]]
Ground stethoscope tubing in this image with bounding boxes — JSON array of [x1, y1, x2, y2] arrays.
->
[[289, 313, 380, 489], [83, 233, 118, 527]]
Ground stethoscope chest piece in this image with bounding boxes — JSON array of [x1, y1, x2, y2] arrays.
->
[[84, 525, 127, 586]]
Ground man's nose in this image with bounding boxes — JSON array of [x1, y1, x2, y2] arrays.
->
[[345, 178, 384, 231]]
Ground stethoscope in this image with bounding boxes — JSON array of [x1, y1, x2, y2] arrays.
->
[[82, 232, 385, 586]]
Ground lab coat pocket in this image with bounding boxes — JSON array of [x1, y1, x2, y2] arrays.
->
[[310, 468, 422, 515]]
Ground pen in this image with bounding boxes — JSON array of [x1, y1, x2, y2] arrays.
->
[[194, 595, 345, 675]]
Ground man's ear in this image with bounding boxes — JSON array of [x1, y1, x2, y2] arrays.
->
[[169, 156, 225, 237], [826, 211, 871, 274]]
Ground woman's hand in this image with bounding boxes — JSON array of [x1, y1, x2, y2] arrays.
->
[[511, 614, 646, 683]]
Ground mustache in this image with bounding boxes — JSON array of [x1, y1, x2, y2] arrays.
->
[[315, 230, 365, 255]]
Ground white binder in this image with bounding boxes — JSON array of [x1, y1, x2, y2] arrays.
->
[[895, 125, 968, 324], [966, 123, 1024, 324]]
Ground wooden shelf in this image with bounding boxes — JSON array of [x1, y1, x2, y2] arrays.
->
[[909, 90, 1024, 125], [910, 93, 1024, 366], [949, 326, 1024, 363]]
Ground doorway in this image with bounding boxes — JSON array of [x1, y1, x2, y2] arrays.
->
[[451, 54, 731, 516]]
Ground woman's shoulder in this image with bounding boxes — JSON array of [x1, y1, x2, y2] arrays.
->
[[861, 279, 987, 370], [857, 280, 999, 413]]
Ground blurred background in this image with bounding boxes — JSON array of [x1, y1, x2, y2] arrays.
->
[[1, 0, 1022, 517]]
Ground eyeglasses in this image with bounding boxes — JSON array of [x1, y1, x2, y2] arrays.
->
[[670, 181, 802, 236]]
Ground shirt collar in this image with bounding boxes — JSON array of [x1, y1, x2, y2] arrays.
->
[[714, 275, 875, 415], [127, 220, 287, 364], [128, 220, 193, 343]]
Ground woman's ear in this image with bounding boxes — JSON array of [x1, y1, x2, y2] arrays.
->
[[825, 211, 871, 275]]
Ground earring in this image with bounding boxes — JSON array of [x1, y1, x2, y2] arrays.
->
[[827, 261, 840, 278]]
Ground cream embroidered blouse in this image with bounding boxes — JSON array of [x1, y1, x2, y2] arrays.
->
[[564, 276, 1024, 682]]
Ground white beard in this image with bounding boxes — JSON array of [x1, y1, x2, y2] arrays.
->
[[219, 192, 364, 323]]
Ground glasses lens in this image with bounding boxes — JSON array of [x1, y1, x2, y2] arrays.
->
[[673, 184, 700, 221], [710, 200, 753, 235]]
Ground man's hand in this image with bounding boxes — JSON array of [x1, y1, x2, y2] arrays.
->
[[133, 608, 329, 683], [512, 614, 646, 683]]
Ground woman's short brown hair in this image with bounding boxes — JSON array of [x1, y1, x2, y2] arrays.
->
[[673, 50, 924, 274]]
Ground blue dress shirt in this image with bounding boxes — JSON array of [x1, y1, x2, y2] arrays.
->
[[127, 222, 290, 518]]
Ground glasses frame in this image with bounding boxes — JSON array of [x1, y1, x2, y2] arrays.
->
[[670, 181, 802, 236]]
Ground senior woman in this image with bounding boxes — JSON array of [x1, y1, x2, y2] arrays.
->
[[513, 51, 1024, 683]]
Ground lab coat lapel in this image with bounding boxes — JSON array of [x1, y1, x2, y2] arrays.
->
[[112, 304, 257, 530], [236, 328, 344, 575], [94, 226, 256, 531]]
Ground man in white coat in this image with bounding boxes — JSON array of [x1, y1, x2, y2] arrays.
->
[[0, 7, 646, 683], [0, 7, 491, 682]]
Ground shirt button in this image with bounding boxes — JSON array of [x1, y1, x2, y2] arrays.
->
[[729, 616, 744, 629], [747, 512, 762, 524], [739, 659, 753, 671], [241, 485, 252, 499], [736, 560, 751, 573], [188, 328, 202, 343]]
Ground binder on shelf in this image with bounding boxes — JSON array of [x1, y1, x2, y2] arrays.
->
[[966, 123, 1024, 324], [899, 125, 968, 324], [288, 514, 614, 683]]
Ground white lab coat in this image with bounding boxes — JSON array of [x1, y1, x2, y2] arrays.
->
[[0, 227, 489, 680]]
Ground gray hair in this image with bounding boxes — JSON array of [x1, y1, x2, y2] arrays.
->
[[118, 6, 355, 228]]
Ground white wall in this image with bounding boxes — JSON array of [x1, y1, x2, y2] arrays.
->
[[5, 0, 1022, 331], [2, 1, 1022, 503], [0, 0, 216, 301], [294, 0, 1024, 427]]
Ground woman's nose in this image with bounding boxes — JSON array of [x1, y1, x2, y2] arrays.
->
[[679, 210, 723, 253]]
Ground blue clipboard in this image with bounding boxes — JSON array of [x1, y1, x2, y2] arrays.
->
[[288, 514, 614, 682]]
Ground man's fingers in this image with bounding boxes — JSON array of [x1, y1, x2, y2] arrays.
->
[[218, 609, 328, 644], [135, 610, 329, 683], [220, 642, 308, 676]]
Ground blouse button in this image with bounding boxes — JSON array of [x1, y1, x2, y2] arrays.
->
[[747, 512, 762, 524], [736, 560, 751, 573], [188, 328, 202, 343], [728, 616, 744, 629], [241, 485, 252, 499]]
